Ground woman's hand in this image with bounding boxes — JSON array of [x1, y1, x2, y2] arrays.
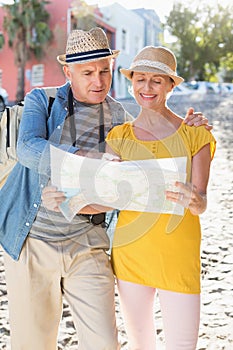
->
[[165, 181, 207, 215], [41, 185, 66, 212], [184, 107, 213, 130]]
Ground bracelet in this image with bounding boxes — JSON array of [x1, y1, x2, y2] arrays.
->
[[199, 193, 207, 201]]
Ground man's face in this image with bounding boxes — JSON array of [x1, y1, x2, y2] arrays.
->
[[64, 58, 113, 104]]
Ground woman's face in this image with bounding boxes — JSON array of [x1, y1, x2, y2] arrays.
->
[[131, 72, 174, 109]]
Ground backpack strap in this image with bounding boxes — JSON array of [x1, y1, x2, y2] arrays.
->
[[42, 86, 58, 100], [6, 101, 24, 149], [6, 106, 10, 148], [42, 86, 58, 118], [47, 96, 55, 117]]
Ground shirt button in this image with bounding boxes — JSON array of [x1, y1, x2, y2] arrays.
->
[[40, 184, 44, 188], [25, 222, 30, 227], [33, 203, 38, 208], [57, 125, 61, 129]]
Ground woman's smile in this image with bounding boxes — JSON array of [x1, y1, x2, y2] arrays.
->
[[140, 93, 157, 99]]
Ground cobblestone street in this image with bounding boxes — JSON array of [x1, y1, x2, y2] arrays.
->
[[0, 94, 233, 349]]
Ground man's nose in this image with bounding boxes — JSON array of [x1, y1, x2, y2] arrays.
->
[[93, 74, 103, 86]]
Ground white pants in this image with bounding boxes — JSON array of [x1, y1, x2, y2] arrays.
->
[[4, 237, 120, 350], [117, 279, 200, 350]]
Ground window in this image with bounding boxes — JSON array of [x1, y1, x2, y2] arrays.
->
[[122, 29, 126, 51], [31, 64, 44, 87], [134, 36, 139, 55]]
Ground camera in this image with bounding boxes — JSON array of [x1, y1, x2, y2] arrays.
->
[[81, 213, 106, 227]]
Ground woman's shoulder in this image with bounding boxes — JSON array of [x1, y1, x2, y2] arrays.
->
[[179, 122, 216, 156], [108, 121, 132, 137], [179, 122, 211, 136]]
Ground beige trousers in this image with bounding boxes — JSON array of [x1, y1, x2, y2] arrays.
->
[[4, 236, 119, 350]]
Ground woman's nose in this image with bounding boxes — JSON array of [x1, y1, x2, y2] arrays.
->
[[144, 80, 152, 90]]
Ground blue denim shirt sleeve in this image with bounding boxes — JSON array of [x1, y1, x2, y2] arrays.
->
[[0, 83, 79, 260], [0, 85, 129, 260], [17, 86, 78, 176]]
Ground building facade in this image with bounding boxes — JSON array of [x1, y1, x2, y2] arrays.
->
[[95, 3, 162, 99], [0, 0, 161, 102], [0, 0, 70, 102], [133, 8, 162, 47]]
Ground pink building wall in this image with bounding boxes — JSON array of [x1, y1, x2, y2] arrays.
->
[[0, 0, 72, 102]]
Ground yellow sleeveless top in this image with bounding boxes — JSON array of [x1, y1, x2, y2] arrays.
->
[[106, 122, 216, 294]]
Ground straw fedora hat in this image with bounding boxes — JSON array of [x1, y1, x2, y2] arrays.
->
[[120, 46, 184, 86], [57, 27, 120, 65]]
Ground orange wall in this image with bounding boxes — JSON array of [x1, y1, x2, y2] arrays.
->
[[0, 0, 73, 102]]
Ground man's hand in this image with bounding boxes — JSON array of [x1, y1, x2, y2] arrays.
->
[[101, 153, 121, 161], [75, 149, 103, 158], [184, 107, 213, 130], [75, 150, 121, 161], [41, 186, 66, 212]]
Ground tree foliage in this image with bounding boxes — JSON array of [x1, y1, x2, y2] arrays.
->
[[0, 32, 5, 50], [3, 0, 52, 101], [164, 1, 233, 82], [0, 32, 4, 50], [220, 53, 233, 82]]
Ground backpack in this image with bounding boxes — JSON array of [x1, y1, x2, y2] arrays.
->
[[0, 87, 57, 189]]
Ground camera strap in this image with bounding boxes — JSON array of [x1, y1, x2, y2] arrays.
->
[[68, 88, 106, 226], [99, 102, 105, 152], [68, 88, 105, 152]]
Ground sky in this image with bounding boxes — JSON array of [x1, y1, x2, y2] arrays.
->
[[85, 0, 232, 21], [86, 0, 174, 21], [1, 0, 232, 21]]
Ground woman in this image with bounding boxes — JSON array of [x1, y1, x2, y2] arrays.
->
[[105, 46, 216, 350]]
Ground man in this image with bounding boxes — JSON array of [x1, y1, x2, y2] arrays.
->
[[0, 28, 210, 350]]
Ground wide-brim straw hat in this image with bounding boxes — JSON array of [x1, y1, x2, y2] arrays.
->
[[57, 27, 120, 65], [120, 46, 184, 86]]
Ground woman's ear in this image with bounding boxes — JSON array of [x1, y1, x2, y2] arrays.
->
[[168, 80, 175, 93], [171, 79, 175, 90]]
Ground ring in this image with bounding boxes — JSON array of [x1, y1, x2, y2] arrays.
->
[[179, 193, 184, 201]]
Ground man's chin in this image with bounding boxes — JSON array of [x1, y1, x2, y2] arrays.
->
[[90, 93, 107, 104]]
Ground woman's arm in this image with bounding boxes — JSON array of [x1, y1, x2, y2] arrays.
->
[[188, 143, 211, 214], [166, 144, 212, 215]]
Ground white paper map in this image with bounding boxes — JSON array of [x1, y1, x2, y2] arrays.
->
[[50, 145, 187, 222]]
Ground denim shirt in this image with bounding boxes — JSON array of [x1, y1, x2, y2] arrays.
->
[[0, 82, 131, 260]]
